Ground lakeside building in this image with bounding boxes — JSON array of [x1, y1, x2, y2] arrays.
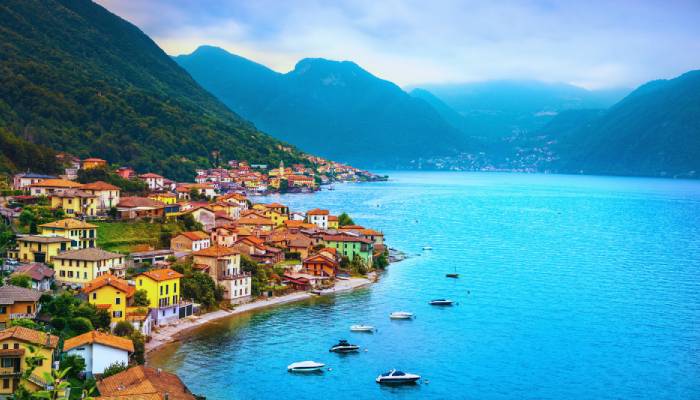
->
[[53, 248, 126, 286], [170, 231, 211, 253], [193, 246, 252, 304], [27, 178, 83, 196], [96, 365, 197, 399], [63, 330, 133, 377], [83, 274, 135, 325], [49, 189, 98, 217], [307, 208, 330, 229], [116, 197, 166, 220], [322, 234, 374, 267], [138, 173, 165, 191], [11, 172, 56, 191], [135, 269, 183, 326]]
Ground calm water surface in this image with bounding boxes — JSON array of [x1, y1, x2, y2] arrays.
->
[[150, 172, 700, 399]]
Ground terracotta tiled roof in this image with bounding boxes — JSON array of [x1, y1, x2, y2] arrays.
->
[[64, 330, 134, 352], [237, 217, 274, 226], [139, 173, 163, 179], [360, 229, 383, 236], [39, 218, 97, 230], [139, 268, 183, 282], [328, 215, 339, 221], [83, 158, 106, 162], [193, 246, 239, 258], [322, 234, 372, 244], [28, 179, 83, 188], [288, 238, 312, 248], [339, 225, 366, 230], [178, 231, 209, 241], [0, 326, 58, 348], [10, 264, 54, 281], [96, 366, 196, 400], [81, 181, 120, 191], [304, 253, 338, 265], [53, 248, 124, 261], [0, 285, 42, 304], [83, 274, 134, 297], [49, 189, 96, 198], [307, 208, 329, 215], [16, 235, 71, 244], [118, 197, 166, 208]]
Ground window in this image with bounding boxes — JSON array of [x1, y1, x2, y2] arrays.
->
[[13, 343, 18, 350], [0, 307, 5, 314], [3, 379, 8, 389], [174, 283, 177, 292], [26, 305, 32, 314], [113, 311, 123, 318], [139, 279, 143, 286], [2, 344, 7, 349], [160, 286, 163, 295], [165, 285, 169, 295], [115, 297, 121, 305], [92, 293, 96, 300]]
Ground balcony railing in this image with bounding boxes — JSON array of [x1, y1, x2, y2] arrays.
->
[[11, 312, 38, 319], [0, 367, 20, 376], [217, 272, 251, 281]]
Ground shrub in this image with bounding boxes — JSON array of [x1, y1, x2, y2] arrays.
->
[[101, 361, 128, 378], [113, 321, 134, 337], [133, 289, 150, 307], [68, 317, 94, 335]]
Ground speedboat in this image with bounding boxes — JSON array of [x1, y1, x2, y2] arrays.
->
[[350, 325, 376, 332], [429, 299, 454, 306], [390, 311, 414, 320], [376, 369, 421, 384], [287, 361, 325, 372], [422, 246, 433, 250], [329, 339, 360, 353]]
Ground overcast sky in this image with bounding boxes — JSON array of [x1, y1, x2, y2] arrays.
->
[[96, 0, 700, 89]]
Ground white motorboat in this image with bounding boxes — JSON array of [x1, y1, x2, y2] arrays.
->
[[375, 369, 421, 384], [350, 325, 376, 332], [287, 361, 325, 372], [429, 299, 454, 306], [390, 311, 415, 320], [329, 339, 360, 353]]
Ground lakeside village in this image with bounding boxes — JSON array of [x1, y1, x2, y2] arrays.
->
[[0, 155, 390, 399]]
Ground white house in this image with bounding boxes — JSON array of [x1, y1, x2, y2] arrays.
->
[[306, 208, 330, 229], [138, 173, 164, 191], [63, 331, 133, 377]]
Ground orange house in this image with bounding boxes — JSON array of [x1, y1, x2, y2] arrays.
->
[[82, 158, 107, 170], [0, 286, 42, 329], [302, 253, 339, 278]]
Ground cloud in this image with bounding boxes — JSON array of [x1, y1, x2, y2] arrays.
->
[[95, 0, 700, 89]]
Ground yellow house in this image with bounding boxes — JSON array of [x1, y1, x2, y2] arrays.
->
[[148, 193, 177, 205], [252, 203, 288, 226], [0, 326, 59, 395], [38, 218, 97, 249], [135, 269, 183, 325], [53, 248, 126, 286], [328, 215, 339, 229], [0, 286, 42, 330], [15, 235, 71, 263], [83, 274, 134, 324], [49, 189, 97, 217]]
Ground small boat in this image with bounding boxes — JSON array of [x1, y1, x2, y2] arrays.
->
[[350, 325, 376, 332], [390, 311, 415, 320], [422, 246, 433, 250], [329, 339, 360, 353], [429, 299, 454, 306], [446, 273, 459, 278], [287, 361, 325, 372], [336, 272, 351, 280], [376, 369, 421, 385]]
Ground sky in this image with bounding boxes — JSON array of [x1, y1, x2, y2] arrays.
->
[[96, 0, 700, 90]]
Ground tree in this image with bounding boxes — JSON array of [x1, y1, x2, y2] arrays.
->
[[129, 331, 146, 365], [374, 252, 389, 270], [29, 221, 38, 234], [133, 289, 150, 307], [101, 361, 128, 378], [60, 354, 86, 379], [113, 320, 134, 337], [32, 366, 72, 400], [8, 274, 32, 288], [18, 209, 36, 228], [181, 271, 219, 310], [338, 212, 355, 226], [10, 318, 42, 330], [350, 255, 368, 275], [68, 317, 93, 335], [279, 179, 289, 193], [108, 206, 118, 219]]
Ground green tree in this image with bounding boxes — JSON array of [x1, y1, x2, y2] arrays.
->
[[133, 289, 150, 307], [374, 251, 389, 270], [129, 331, 146, 365], [113, 320, 134, 337], [10, 318, 42, 330], [60, 354, 86, 379], [101, 361, 128, 378], [18, 209, 36, 227], [338, 212, 355, 226], [32, 366, 71, 400], [68, 317, 93, 335], [8, 274, 32, 288], [279, 179, 289, 193], [29, 221, 38, 234]]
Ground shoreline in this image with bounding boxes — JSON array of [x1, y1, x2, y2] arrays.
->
[[145, 274, 376, 356]]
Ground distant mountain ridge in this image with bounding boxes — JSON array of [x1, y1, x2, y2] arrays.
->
[[0, 0, 304, 179], [174, 46, 472, 168]]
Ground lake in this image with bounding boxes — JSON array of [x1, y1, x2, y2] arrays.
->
[[149, 172, 700, 399]]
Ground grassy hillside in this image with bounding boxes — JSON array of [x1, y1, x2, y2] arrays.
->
[[95, 221, 183, 253], [0, 0, 305, 179]]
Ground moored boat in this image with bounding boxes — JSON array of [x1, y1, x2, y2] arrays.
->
[[350, 325, 376, 332], [329, 339, 360, 353], [287, 361, 325, 372], [422, 245, 433, 250], [445, 273, 459, 278], [390, 311, 415, 319], [429, 299, 454, 306], [375, 369, 421, 384]]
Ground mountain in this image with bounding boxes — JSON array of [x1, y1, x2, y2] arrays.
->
[[411, 81, 629, 140], [174, 46, 472, 168], [552, 71, 700, 178], [0, 0, 303, 180]]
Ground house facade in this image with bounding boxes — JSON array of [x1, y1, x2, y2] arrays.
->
[[135, 269, 183, 326], [0, 286, 42, 329], [0, 326, 58, 395], [53, 248, 126, 286], [14, 235, 70, 263], [170, 231, 211, 253], [9, 264, 54, 292], [39, 218, 97, 249], [81, 181, 121, 212], [63, 331, 133, 377], [193, 246, 251, 304], [307, 208, 329, 229], [83, 274, 134, 325]]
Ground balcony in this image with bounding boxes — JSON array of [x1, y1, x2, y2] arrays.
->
[[217, 272, 251, 281], [0, 367, 21, 376], [10, 312, 37, 319]]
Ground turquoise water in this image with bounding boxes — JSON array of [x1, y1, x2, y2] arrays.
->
[[149, 172, 700, 399]]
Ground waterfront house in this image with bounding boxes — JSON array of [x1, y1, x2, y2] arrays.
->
[[193, 246, 251, 304], [39, 218, 97, 249], [27, 178, 82, 196], [328, 215, 339, 229], [170, 231, 211, 253], [307, 208, 329, 229], [139, 173, 165, 191], [0, 326, 59, 395], [96, 365, 197, 400], [15, 234, 71, 263], [288, 238, 313, 259], [135, 269, 183, 326], [302, 252, 339, 279], [9, 264, 54, 292], [116, 197, 166, 220], [11, 172, 55, 191], [53, 248, 126, 286], [322, 234, 374, 267], [83, 274, 134, 325], [63, 331, 133, 377], [125, 307, 153, 337], [0, 286, 42, 329], [81, 181, 121, 212], [81, 158, 107, 170]]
